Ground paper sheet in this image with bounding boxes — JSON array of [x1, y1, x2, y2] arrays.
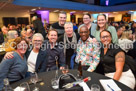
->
[[14, 86, 25, 91], [79, 81, 91, 91], [99, 79, 121, 91]]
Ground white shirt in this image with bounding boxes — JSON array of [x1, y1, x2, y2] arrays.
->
[[27, 50, 38, 73], [118, 39, 133, 52]]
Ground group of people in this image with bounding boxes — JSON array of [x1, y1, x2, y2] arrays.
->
[[0, 11, 136, 90]]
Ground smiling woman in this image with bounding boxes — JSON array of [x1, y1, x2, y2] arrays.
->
[[99, 30, 135, 89], [92, 14, 118, 44], [0, 37, 28, 90]]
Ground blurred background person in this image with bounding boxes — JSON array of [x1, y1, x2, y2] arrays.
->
[[4, 30, 18, 52], [118, 30, 133, 53], [32, 16, 46, 39]]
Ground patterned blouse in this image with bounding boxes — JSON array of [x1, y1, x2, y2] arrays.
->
[[75, 37, 100, 72]]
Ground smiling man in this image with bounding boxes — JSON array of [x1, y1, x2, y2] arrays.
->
[[50, 11, 67, 37], [75, 25, 100, 72], [44, 29, 65, 71]]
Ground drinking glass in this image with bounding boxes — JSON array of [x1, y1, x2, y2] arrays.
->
[[91, 84, 100, 91], [51, 78, 59, 89], [30, 72, 39, 91], [20, 82, 30, 91]]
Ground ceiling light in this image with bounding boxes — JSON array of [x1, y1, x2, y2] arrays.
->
[[31, 8, 36, 11], [53, 10, 59, 12], [113, 12, 118, 13], [129, 11, 134, 12], [83, 12, 88, 14], [70, 11, 76, 13]]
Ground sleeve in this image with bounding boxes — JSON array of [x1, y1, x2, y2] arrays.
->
[[109, 26, 118, 44], [87, 40, 100, 72], [39, 51, 48, 72], [59, 48, 65, 67], [33, 21, 38, 32], [0, 33, 4, 44], [0, 58, 14, 90]]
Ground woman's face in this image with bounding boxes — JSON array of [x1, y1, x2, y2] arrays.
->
[[83, 15, 91, 25], [64, 24, 73, 36], [97, 15, 107, 28], [14, 32, 18, 38], [48, 31, 58, 44], [33, 36, 43, 49], [17, 40, 28, 54], [100, 31, 112, 46]]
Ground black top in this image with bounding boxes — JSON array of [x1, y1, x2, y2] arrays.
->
[[33, 19, 46, 37], [44, 40, 65, 69], [57, 34, 80, 68], [0, 32, 4, 44], [100, 44, 129, 73], [51, 22, 64, 37]]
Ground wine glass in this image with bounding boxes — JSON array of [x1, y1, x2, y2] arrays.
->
[[61, 65, 69, 75], [91, 84, 100, 91], [51, 78, 59, 89], [20, 82, 30, 91], [30, 72, 39, 91]]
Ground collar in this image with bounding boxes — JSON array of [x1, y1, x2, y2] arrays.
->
[[79, 37, 92, 44]]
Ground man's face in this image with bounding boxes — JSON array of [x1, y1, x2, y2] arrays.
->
[[58, 14, 66, 26], [48, 31, 58, 43], [79, 26, 90, 42]]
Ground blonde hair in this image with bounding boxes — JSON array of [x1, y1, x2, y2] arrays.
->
[[120, 30, 132, 40], [7, 30, 18, 40], [64, 22, 73, 28], [32, 33, 44, 43], [96, 14, 108, 31]]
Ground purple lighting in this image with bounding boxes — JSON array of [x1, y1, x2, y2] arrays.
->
[[106, 0, 109, 6], [36, 10, 49, 24]]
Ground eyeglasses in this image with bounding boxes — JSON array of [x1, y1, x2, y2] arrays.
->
[[101, 35, 111, 39], [79, 31, 88, 34], [83, 18, 90, 20], [34, 40, 42, 42]]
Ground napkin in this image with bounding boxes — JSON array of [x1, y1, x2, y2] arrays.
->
[[79, 81, 91, 91], [14, 86, 25, 91], [99, 79, 121, 91]]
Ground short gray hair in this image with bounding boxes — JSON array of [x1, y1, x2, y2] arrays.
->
[[7, 30, 18, 39], [32, 33, 44, 43], [64, 22, 73, 28]]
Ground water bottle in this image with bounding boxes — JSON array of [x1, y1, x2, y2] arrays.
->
[[3, 78, 13, 91]]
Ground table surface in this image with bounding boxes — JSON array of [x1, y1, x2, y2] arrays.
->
[[11, 70, 133, 91]]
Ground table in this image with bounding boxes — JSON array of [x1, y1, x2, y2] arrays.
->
[[11, 70, 133, 91]]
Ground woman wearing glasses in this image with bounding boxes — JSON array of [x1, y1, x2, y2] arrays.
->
[[4, 33, 47, 76], [100, 30, 135, 89]]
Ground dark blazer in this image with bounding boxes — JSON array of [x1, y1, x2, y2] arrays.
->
[[25, 49, 47, 73], [0, 32, 4, 44]]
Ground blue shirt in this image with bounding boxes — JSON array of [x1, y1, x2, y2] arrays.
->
[[0, 52, 28, 90]]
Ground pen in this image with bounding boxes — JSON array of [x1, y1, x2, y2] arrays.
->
[[107, 84, 114, 91]]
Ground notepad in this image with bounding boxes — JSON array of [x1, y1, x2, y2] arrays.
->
[[99, 79, 121, 91], [79, 81, 91, 91]]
